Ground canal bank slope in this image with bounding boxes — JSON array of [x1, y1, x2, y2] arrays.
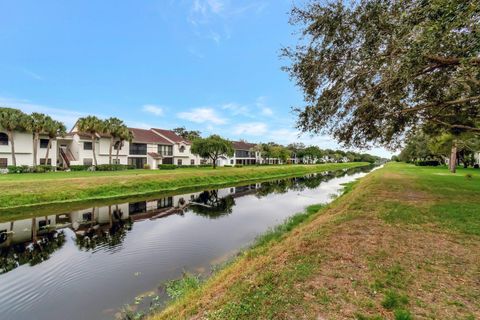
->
[[0, 163, 367, 210], [151, 163, 480, 320]]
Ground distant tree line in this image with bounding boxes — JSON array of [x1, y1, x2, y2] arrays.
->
[[393, 130, 479, 168]]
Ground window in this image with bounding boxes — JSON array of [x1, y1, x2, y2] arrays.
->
[[40, 139, 50, 149], [129, 143, 147, 155], [40, 159, 52, 165], [0, 158, 7, 168], [235, 150, 250, 158], [129, 201, 147, 214], [39, 219, 51, 228], [0, 133, 8, 146], [230, 160, 234, 165], [190, 159, 195, 165], [82, 212, 92, 221], [83, 142, 93, 150], [112, 159, 120, 165], [179, 146, 185, 153], [158, 145, 173, 156], [158, 197, 173, 209], [128, 157, 147, 169], [177, 159, 182, 165], [83, 158, 93, 166]]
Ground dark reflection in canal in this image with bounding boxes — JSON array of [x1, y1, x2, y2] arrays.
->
[[0, 165, 375, 320]]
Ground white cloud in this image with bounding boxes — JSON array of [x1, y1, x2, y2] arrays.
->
[[222, 102, 251, 117], [256, 96, 274, 116], [22, 68, 44, 81], [142, 104, 164, 116], [177, 107, 227, 125], [233, 122, 268, 136], [188, 0, 267, 43]]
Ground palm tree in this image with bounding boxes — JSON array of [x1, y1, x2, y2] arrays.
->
[[0, 108, 30, 166], [77, 116, 103, 167], [43, 120, 66, 166], [103, 117, 127, 165], [115, 127, 133, 163], [29, 113, 52, 167]]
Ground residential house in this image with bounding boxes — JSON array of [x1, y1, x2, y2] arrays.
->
[[58, 125, 200, 169], [0, 127, 58, 168], [216, 141, 261, 166]]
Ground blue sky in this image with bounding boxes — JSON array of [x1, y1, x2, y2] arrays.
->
[[0, 0, 391, 157]]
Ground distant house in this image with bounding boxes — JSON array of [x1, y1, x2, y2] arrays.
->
[[215, 141, 261, 167]]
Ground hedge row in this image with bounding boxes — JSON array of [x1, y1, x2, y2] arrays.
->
[[415, 160, 440, 166], [5, 165, 55, 174], [70, 164, 136, 171]]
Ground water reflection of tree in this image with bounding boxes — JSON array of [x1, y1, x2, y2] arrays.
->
[[0, 231, 66, 274], [190, 190, 236, 219], [254, 165, 375, 199], [75, 207, 133, 251]]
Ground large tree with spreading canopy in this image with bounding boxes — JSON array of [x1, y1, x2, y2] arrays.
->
[[283, 0, 480, 172]]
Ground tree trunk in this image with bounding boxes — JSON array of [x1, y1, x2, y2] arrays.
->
[[212, 155, 217, 169], [115, 141, 121, 163], [92, 135, 98, 167], [109, 137, 113, 165], [33, 132, 39, 167], [449, 140, 457, 173], [44, 139, 52, 167], [8, 131, 17, 166], [31, 217, 37, 243]]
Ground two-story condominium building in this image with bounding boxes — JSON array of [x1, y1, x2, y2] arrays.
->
[[1, 123, 199, 170], [0, 127, 58, 168], [61, 127, 200, 169], [216, 141, 261, 166]]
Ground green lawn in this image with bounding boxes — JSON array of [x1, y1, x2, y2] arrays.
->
[[0, 163, 368, 210], [150, 163, 480, 320]]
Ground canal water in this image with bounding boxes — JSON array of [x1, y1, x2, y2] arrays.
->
[[0, 165, 376, 320]]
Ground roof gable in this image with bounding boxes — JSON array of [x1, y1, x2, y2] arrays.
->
[[129, 128, 172, 144]]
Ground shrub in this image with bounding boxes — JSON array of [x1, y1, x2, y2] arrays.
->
[[235, 164, 243, 168], [69, 165, 90, 171], [415, 160, 440, 166], [143, 164, 151, 170], [381, 291, 409, 310], [224, 165, 233, 167], [158, 164, 177, 170], [33, 165, 54, 173], [95, 164, 132, 171], [165, 273, 201, 300], [198, 164, 213, 168], [394, 309, 412, 320], [474, 164, 479, 169], [7, 165, 32, 173]]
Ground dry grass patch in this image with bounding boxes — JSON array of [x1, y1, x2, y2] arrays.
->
[[150, 163, 480, 320]]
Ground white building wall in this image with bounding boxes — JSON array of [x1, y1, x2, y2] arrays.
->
[[0, 131, 35, 167]]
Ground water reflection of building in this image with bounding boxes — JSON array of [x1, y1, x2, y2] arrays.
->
[[0, 215, 67, 249]]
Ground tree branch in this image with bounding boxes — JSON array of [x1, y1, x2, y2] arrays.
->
[[426, 55, 480, 66], [432, 119, 480, 132], [401, 95, 480, 113]]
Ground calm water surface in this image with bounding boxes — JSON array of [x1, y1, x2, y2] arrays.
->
[[0, 166, 376, 320]]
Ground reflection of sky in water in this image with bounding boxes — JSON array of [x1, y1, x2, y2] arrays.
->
[[0, 166, 375, 320]]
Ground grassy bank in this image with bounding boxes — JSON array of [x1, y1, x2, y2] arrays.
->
[[150, 163, 480, 320], [0, 163, 367, 210]]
